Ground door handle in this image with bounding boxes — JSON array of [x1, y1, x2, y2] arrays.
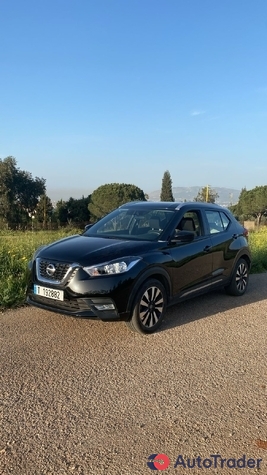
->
[[204, 245, 211, 252], [232, 233, 238, 239]]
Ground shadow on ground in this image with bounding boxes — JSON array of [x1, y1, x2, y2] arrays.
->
[[159, 272, 267, 333]]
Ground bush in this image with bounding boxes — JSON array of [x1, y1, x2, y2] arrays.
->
[[249, 227, 267, 273]]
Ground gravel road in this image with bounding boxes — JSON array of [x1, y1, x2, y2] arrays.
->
[[0, 274, 267, 475]]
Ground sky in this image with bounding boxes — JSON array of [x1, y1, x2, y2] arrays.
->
[[1, 0, 267, 201]]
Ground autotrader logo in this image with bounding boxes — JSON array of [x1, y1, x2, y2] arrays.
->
[[147, 453, 263, 471], [147, 453, 170, 470]]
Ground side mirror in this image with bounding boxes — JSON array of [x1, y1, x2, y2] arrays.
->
[[171, 230, 195, 243]]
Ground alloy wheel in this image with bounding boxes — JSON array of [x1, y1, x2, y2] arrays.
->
[[235, 261, 248, 293], [139, 286, 164, 329]]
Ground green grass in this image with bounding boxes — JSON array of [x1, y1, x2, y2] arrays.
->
[[0, 229, 80, 309], [0, 227, 266, 310], [249, 227, 267, 274]]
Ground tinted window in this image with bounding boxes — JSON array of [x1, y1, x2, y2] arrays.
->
[[177, 211, 202, 236], [205, 210, 230, 234], [220, 212, 230, 230], [85, 208, 175, 240]]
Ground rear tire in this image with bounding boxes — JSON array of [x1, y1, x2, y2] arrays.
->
[[225, 258, 249, 296], [125, 279, 167, 334]]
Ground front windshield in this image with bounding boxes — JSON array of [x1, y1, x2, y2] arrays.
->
[[84, 208, 175, 241]]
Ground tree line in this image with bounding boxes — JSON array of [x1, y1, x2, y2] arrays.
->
[[0, 157, 146, 229], [1, 157, 266, 229]]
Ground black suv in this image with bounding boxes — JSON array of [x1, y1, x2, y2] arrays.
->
[[26, 201, 251, 334]]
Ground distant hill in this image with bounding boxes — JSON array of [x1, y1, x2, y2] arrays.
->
[[148, 187, 240, 207]]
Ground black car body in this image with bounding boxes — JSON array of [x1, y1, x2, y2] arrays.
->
[[26, 201, 251, 333]]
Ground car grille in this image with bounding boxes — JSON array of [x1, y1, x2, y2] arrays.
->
[[36, 258, 77, 284]]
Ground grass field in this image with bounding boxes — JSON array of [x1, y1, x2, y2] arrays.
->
[[0, 229, 80, 309], [0, 227, 266, 310], [248, 226, 267, 273]]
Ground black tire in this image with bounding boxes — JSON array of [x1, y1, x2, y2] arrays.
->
[[225, 258, 249, 296], [125, 279, 167, 334]]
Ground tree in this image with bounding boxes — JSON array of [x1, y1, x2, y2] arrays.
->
[[15, 170, 46, 217], [229, 187, 247, 220], [194, 185, 219, 203], [88, 183, 146, 221], [54, 196, 91, 226], [0, 156, 46, 227], [0, 156, 18, 224], [160, 170, 174, 201], [35, 194, 54, 228], [232, 186, 267, 226], [65, 196, 91, 224], [54, 199, 68, 225]]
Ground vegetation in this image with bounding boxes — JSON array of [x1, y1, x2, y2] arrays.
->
[[230, 185, 267, 226], [0, 156, 46, 228], [35, 194, 54, 227], [0, 229, 80, 309], [88, 183, 146, 221], [0, 225, 266, 311], [248, 227, 267, 273], [194, 185, 219, 203], [0, 156, 92, 229], [54, 196, 91, 226], [1, 157, 267, 310], [160, 170, 174, 202], [0, 158, 147, 229]]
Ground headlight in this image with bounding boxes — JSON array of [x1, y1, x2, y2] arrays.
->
[[83, 257, 141, 277]]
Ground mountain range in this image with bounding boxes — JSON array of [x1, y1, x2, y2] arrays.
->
[[148, 187, 240, 207]]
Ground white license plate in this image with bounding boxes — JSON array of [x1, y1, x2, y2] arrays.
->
[[34, 285, 64, 301]]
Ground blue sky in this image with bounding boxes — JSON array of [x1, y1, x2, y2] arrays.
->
[[1, 0, 267, 200]]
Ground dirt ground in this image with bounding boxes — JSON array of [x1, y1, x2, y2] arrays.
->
[[1, 273, 266, 474]]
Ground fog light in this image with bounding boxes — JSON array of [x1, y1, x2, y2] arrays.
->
[[94, 304, 115, 311]]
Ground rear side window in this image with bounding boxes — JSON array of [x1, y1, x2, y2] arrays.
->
[[220, 212, 231, 230], [205, 211, 230, 234]]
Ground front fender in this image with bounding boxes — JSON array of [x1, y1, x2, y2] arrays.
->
[[126, 266, 172, 316]]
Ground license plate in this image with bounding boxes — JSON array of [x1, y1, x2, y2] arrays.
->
[[34, 285, 64, 301]]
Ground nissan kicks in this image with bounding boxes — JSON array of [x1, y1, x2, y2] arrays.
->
[[26, 201, 251, 334]]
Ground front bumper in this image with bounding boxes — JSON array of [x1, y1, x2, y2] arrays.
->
[[27, 293, 129, 321]]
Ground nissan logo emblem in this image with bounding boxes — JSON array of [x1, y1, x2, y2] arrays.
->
[[46, 263, 56, 277]]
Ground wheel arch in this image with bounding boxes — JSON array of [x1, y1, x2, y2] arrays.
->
[[226, 252, 251, 285], [240, 253, 251, 270], [225, 254, 250, 296], [233, 252, 251, 274], [126, 267, 171, 318]]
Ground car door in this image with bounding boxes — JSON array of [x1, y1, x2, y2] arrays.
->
[[168, 209, 213, 299], [202, 209, 238, 287]]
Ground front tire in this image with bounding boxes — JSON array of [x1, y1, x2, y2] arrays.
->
[[125, 279, 167, 334], [225, 258, 249, 296]]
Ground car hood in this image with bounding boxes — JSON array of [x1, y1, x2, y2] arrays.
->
[[38, 234, 163, 266]]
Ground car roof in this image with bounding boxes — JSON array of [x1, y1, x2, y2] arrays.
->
[[120, 201, 227, 211]]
